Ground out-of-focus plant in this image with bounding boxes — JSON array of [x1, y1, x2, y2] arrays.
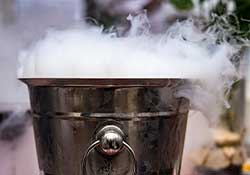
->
[[191, 1, 249, 135], [165, 0, 248, 134], [171, 0, 250, 39], [170, 0, 193, 10], [212, 1, 250, 39], [207, 0, 250, 35], [234, 0, 250, 37]]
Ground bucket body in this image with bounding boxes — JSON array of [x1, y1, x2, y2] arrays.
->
[[21, 79, 189, 175]]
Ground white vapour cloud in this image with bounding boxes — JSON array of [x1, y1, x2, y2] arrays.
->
[[18, 14, 244, 123]]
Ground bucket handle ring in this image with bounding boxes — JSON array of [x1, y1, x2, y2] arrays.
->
[[81, 125, 137, 175]]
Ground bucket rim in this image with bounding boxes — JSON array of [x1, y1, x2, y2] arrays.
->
[[19, 78, 187, 87]]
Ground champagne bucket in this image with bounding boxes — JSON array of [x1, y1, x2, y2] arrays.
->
[[21, 79, 189, 175]]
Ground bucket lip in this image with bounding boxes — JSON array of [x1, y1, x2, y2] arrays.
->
[[19, 78, 187, 87]]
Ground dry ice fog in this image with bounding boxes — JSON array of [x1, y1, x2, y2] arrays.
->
[[18, 13, 246, 123]]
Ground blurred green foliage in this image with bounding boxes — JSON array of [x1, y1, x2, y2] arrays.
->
[[170, 0, 193, 10], [213, 0, 250, 38], [170, 0, 250, 38], [212, 1, 227, 15], [235, 0, 250, 34]]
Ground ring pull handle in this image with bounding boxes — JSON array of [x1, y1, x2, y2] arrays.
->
[[82, 125, 137, 175]]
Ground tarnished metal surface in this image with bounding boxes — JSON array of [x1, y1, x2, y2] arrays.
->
[[20, 78, 183, 87], [22, 79, 189, 175]]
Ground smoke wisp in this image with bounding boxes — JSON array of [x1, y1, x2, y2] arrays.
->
[[18, 13, 246, 123]]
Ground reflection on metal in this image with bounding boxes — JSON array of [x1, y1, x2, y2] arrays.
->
[[21, 78, 190, 175]]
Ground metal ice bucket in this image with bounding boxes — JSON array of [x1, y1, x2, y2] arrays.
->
[[21, 79, 189, 175]]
